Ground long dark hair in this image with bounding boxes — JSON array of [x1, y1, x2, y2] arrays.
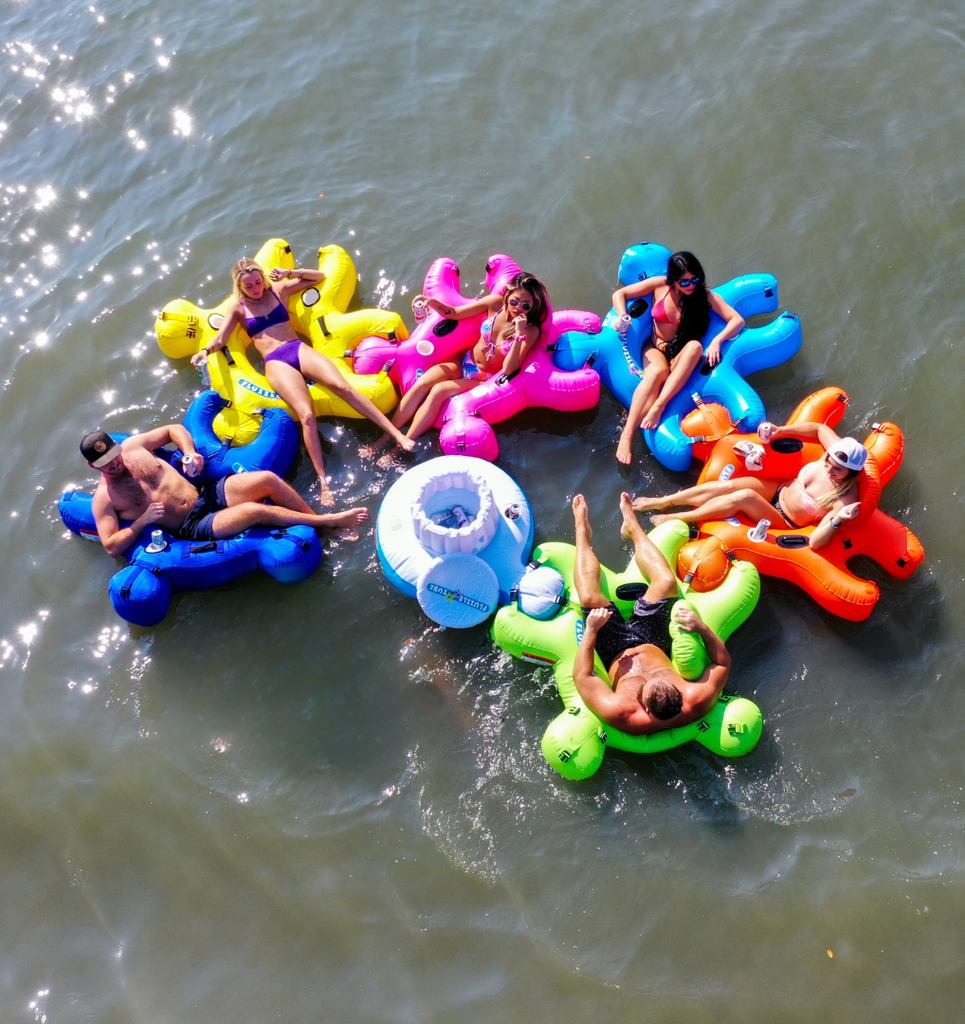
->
[[500, 271, 549, 339], [664, 251, 710, 359]]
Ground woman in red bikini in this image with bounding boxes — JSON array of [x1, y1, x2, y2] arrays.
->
[[362, 271, 549, 461], [191, 259, 414, 505], [632, 422, 866, 550], [612, 251, 745, 465]]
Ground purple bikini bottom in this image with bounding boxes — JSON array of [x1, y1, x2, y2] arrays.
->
[[263, 338, 304, 371]]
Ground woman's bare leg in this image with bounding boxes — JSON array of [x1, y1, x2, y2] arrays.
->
[[264, 361, 334, 506], [297, 347, 416, 454], [405, 377, 478, 441], [360, 361, 460, 458], [640, 339, 704, 431], [633, 476, 775, 512], [394, 362, 460, 428], [650, 486, 778, 527], [616, 348, 670, 464]]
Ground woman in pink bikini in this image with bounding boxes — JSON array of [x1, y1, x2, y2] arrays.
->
[[362, 271, 549, 461], [613, 251, 745, 465], [190, 259, 414, 505], [633, 422, 867, 550]]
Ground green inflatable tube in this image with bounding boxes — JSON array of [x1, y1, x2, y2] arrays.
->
[[491, 519, 763, 780]]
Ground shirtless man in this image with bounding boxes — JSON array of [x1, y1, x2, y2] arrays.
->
[[571, 492, 731, 735], [81, 426, 368, 558]]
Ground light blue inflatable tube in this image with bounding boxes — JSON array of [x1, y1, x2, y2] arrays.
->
[[553, 242, 803, 471]]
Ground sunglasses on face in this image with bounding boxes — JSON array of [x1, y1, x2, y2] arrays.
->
[[677, 276, 700, 288], [508, 298, 533, 311]]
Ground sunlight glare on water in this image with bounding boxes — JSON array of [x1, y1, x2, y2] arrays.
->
[[0, 0, 963, 1021]]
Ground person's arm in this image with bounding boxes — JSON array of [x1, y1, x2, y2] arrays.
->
[[673, 606, 731, 719], [611, 276, 664, 318], [758, 420, 843, 450], [809, 501, 860, 550], [123, 425, 204, 477], [269, 266, 325, 299], [573, 608, 645, 730], [92, 485, 164, 558], [190, 301, 244, 367], [426, 293, 501, 320], [499, 317, 541, 377], [702, 290, 745, 368]]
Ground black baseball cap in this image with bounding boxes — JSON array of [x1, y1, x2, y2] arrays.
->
[[80, 430, 123, 468]]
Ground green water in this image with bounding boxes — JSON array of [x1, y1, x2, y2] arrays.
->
[[1, 0, 962, 1020]]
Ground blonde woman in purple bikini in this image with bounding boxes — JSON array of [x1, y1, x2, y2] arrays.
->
[[192, 258, 414, 505]]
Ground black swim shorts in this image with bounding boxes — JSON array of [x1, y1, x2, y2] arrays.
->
[[581, 596, 675, 671], [177, 476, 230, 541]]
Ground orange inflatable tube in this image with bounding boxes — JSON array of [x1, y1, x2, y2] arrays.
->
[[677, 387, 924, 621]]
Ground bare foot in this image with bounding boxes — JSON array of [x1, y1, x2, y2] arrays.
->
[[641, 408, 663, 431], [631, 495, 663, 512], [360, 434, 394, 460], [326, 526, 360, 541], [571, 493, 592, 541], [376, 447, 402, 469], [317, 478, 336, 508], [650, 512, 678, 527], [395, 432, 417, 453], [619, 492, 641, 539], [322, 506, 369, 529], [616, 430, 634, 465]]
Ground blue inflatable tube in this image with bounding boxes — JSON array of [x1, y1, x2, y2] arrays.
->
[[181, 390, 299, 482], [59, 490, 322, 627], [554, 242, 803, 471]]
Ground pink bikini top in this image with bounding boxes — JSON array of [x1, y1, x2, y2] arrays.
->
[[478, 314, 515, 360], [651, 293, 680, 326], [795, 463, 828, 520]]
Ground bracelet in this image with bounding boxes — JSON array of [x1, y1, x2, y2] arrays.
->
[[830, 518, 840, 529]]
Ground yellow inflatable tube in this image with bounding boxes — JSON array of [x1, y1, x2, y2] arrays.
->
[[155, 239, 407, 432]]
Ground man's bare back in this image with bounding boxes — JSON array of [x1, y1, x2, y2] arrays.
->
[[608, 643, 684, 702]]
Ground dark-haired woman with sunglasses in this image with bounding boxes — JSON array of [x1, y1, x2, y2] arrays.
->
[[362, 271, 550, 460], [612, 251, 744, 465]]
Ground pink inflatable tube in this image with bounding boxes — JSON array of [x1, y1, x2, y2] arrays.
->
[[354, 254, 602, 460]]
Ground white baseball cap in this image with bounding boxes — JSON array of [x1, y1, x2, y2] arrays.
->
[[827, 437, 868, 472]]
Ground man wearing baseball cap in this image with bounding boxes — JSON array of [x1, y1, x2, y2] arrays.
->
[[570, 492, 732, 736], [80, 424, 367, 558]]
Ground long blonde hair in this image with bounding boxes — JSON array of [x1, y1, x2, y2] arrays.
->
[[231, 258, 268, 301], [816, 454, 860, 509]]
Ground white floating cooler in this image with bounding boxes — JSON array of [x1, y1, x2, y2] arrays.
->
[[376, 456, 535, 628]]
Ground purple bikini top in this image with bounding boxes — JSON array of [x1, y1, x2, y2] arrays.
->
[[243, 294, 290, 336]]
